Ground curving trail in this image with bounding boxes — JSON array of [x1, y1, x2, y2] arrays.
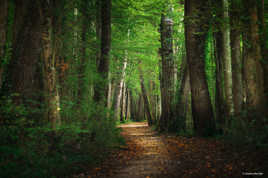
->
[[75, 122, 267, 178]]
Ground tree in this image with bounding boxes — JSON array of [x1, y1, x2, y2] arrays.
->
[[94, 0, 111, 107], [242, 0, 266, 116], [112, 60, 127, 120], [230, 0, 243, 115], [5, 0, 43, 110], [222, 0, 233, 116], [159, 14, 175, 131], [0, 0, 8, 89], [40, 0, 62, 129], [258, 0, 268, 111], [138, 65, 153, 126], [213, 0, 225, 126], [185, 0, 216, 136]]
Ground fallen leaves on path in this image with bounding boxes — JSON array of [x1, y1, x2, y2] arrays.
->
[[75, 122, 267, 178]]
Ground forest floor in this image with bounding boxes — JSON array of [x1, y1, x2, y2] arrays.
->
[[74, 122, 267, 178]]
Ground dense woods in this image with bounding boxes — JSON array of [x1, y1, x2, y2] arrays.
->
[[0, 0, 267, 177]]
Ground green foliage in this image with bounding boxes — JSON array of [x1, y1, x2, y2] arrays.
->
[[0, 118, 123, 178]]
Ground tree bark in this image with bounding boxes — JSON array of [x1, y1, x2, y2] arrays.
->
[[78, 0, 89, 105], [93, 0, 111, 107], [120, 82, 126, 122], [138, 65, 153, 126], [242, 0, 266, 116], [112, 60, 127, 120], [258, 0, 268, 111], [222, 0, 233, 116], [0, 0, 8, 89], [213, 0, 226, 127], [125, 87, 129, 120], [40, 0, 61, 129], [6, 0, 43, 107], [176, 59, 190, 131], [95, 0, 101, 68], [185, 0, 216, 136], [159, 14, 175, 131], [230, 0, 243, 115]]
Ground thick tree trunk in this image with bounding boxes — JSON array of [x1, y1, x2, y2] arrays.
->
[[159, 14, 175, 131], [243, 0, 266, 116], [222, 0, 233, 116], [0, 0, 8, 89], [176, 60, 190, 131], [138, 66, 153, 126], [185, 0, 216, 136], [230, 0, 243, 115], [41, 0, 61, 129], [258, 0, 268, 111], [7, 0, 43, 107], [93, 0, 111, 107]]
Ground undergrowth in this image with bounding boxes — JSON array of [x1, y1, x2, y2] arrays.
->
[[0, 118, 124, 178], [223, 115, 268, 148]]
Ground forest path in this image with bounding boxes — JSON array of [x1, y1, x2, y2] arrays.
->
[[76, 122, 266, 178]]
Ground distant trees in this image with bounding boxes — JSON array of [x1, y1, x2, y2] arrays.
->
[[0, 0, 267, 135]]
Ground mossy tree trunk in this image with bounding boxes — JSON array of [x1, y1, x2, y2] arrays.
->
[[185, 0, 216, 136]]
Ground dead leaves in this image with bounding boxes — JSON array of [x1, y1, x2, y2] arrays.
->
[[85, 122, 267, 178]]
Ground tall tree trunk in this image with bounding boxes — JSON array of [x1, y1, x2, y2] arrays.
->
[[138, 66, 153, 126], [112, 60, 127, 120], [176, 59, 190, 131], [159, 14, 175, 131], [0, 0, 8, 89], [41, 0, 61, 129], [242, 0, 266, 116], [185, 0, 216, 136], [258, 0, 268, 111], [78, 0, 89, 105], [125, 88, 129, 120], [129, 91, 136, 120], [95, 0, 101, 67], [222, 0, 233, 116], [6, 0, 43, 108], [230, 0, 243, 115], [120, 82, 126, 122], [93, 0, 111, 107], [213, 0, 226, 128]]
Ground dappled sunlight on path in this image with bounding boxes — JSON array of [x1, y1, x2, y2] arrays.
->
[[75, 122, 267, 178]]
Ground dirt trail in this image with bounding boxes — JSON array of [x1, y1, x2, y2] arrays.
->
[[76, 122, 267, 178]]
